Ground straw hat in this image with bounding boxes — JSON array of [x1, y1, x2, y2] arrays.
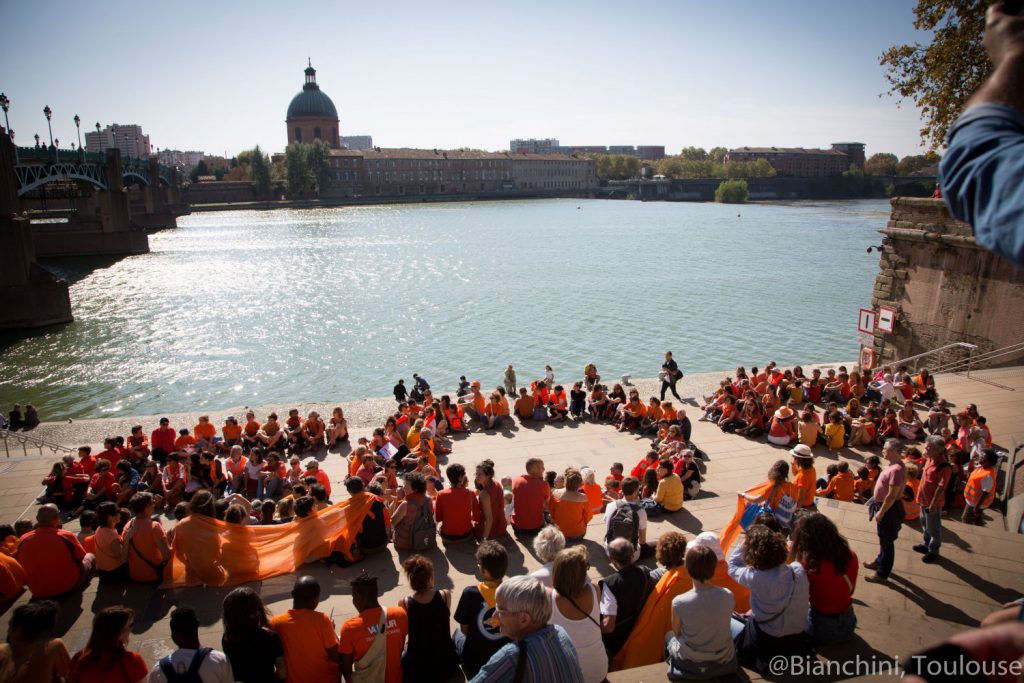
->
[[789, 444, 815, 460]]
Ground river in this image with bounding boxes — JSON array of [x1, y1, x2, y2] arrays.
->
[[0, 198, 890, 419]]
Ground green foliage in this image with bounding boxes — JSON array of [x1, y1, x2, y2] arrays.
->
[[708, 146, 728, 164], [879, 0, 989, 149], [284, 141, 333, 198], [679, 146, 707, 161], [595, 154, 641, 180], [189, 159, 209, 183], [715, 179, 748, 203], [864, 152, 899, 176], [655, 156, 776, 180], [885, 182, 897, 197], [896, 151, 941, 176], [246, 145, 272, 199]]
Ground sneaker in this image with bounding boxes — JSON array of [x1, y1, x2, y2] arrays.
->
[[912, 544, 928, 554], [921, 553, 939, 564], [862, 560, 879, 571], [864, 574, 888, 584]]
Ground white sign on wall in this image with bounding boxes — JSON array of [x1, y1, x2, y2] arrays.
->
[[878, 306, 896, 334], [858, 308, 876, 335]]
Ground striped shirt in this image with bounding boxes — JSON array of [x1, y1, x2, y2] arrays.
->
[[469, 624, 583, 683]]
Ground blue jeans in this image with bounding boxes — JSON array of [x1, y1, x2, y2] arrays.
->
[[921, 508, 943, 555], [873, 501, 905, 578], [807, 607, 857, 645]]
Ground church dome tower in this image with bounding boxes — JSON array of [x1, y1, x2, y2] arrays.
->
[[286, 61, 339, 147]]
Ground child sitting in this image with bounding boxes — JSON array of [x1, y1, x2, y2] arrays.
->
[[604, 477, 622, 500]]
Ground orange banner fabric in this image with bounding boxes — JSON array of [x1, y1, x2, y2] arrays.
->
[[162, 494, 376, 588], [719, 480, 777, 555], [610, 566, 693, 671]]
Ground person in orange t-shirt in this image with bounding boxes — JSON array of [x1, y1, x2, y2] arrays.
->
[[174, 428, 197, 451], [193, 415, 217, 445], [339, 573, 408, 683], [549, 468, 593, 539], [221, 416, 243, 452], [241, 411, 262, 451], [817, 461, 856, 502], [0, 551, 26, 603], [271, 576, 341, 683], [790, 445, 817, 508]]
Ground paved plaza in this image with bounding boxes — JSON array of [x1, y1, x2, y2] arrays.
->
[[1, 366, 1022, 682]]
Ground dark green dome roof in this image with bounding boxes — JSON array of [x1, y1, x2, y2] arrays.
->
[[286, 62, 338, 119], [287, 88, 338, 119]]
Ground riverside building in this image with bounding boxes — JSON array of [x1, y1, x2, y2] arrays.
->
[[285, 64, 597, 198]]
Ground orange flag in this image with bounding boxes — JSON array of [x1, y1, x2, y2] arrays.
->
[[162, 493, 376, 588], [719, 480, 777, 555], [610, 566, 693, 671]]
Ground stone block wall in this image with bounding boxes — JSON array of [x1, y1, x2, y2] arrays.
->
[[871, 198, 1024, 369]]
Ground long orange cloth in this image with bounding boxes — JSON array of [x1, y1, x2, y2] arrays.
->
[[162, 494, 376, 588], [719, 480, 781, 555], [610, 566, 693, 671]]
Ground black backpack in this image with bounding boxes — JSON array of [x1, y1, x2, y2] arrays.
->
[[158, 647, 211, 683], [605, 501, 640, 547]]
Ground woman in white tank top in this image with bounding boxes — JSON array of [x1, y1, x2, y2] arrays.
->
[[549, 546, 610, 683]]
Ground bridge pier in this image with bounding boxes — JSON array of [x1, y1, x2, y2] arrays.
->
[[30, 148, 149, 257], [0, 129, 73, 330]]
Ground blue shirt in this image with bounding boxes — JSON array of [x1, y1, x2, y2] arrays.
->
[[940, 103, 1024, 266], [469, 624, 583, 683]]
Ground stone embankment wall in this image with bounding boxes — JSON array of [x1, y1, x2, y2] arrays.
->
[[871, 198, 1024, 369]]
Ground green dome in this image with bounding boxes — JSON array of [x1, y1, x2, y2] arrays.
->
[[287, 88, 338, 119], [286, 63, 338, 119]]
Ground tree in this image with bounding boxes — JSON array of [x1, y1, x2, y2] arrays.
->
[[679, 146, 708, 161], [708, 146, 728, 164], [864, 152, 899, 176], [285, 143, 313, 198], [246, 145, 272, 199], [308, 139, 332, 194], [595, 154, 640, 180], [897, 151, 941, 175], [715, 179, 748, 203], [879, 0, 989, 149], [189, 159, 209, 183]]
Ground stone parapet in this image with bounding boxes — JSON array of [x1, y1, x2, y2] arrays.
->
[[870, 198, 1024, 369]]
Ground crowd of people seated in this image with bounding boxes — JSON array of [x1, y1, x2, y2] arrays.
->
[[0, 359, 1013, 682]]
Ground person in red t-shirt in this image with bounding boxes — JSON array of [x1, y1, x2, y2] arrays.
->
[[16, 505, 94, 598], [96, 438, 121, 468], [435, 464, 481, 542], [339, 573, 408, 683], [150, 417, 176, 465], [72, 459, 116, 516], [510, 458, 550, 535], [70, 607, 149, 683], [790, 512, 858, 645], [76, 446, 97, 478]]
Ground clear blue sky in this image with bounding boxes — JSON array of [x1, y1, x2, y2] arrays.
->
[[0, 0, 936, 159]]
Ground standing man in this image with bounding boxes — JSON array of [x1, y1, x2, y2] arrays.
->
[[504, 365, 517, 397], [660, 351, 683, 401], [864, 439, 907, 584], [915, 435, 952, 563], [511, 458, 550, 536], [394, 379, 408, 404]]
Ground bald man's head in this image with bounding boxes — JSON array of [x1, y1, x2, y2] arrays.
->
[[608, 537, 635, 567], [35, 504, 60, 527]]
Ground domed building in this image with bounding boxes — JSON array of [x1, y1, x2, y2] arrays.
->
[[286, 61, 339, 148]]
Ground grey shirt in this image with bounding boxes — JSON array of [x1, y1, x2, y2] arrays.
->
[[671, 584, 735, 663], [727, 547, 809, 638]]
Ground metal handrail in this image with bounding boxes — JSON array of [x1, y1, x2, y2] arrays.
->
[[0, 428, 76, 459], [888, 342, 978, 371], [933, 342, 1024, 375]]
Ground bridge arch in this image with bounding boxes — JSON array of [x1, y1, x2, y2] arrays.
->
[[14, 164, 107, 197]]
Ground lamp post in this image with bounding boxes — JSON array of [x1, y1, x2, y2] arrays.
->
[[0, 92, 10, 139], [43, 105, 53, 147], [34, 133, 40, 149], [74, 114, 81, 149]]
